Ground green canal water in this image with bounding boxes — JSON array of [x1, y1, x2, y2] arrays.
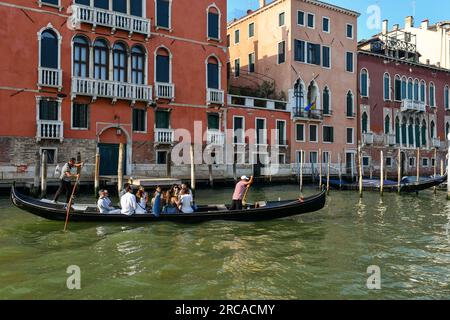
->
[[0, 185, 449, 300]]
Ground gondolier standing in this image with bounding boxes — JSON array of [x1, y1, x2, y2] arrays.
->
[[53, 158, 83, 204], [231, 176, 254, 210]]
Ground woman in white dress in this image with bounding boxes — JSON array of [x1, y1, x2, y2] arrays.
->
[[135, 186, 148, 215], [178, 189, 194, 214]]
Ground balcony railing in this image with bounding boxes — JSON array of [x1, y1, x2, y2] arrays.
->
[[36, 120, 64, 142], [401, 99, 426, 113], [207, 130, 225, 145], [70, 4, 151, 38], [227, 94, 288, 110], [385, 134, 397, 146], [362, 132, 374, 145], [38, 67, 62, 90], [155, 82, 175, 100], [207, 88, 224, 105], [155, 129, 175, 144], [432, 138, 441, 148], [71, 78, 152, 104], [293, 108, 323, 121]]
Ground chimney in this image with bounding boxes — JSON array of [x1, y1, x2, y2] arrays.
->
[[247, 9, 253, 15], [426, 59, 430, 65], [393, 24, 399, 31], [437, 62, 441, 68], [405, 16, 414, 28], [259, 0, 266, 8], [382, 20, 388, 35], [421, 19, 429, 29]]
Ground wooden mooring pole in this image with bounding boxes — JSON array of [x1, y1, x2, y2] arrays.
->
[[94, 152, 100, 197], [380, 150, 384, 197], [358, 146, 363, 198], [33, 151, 40, 197], [416, 148, 420, 183], [40, 150, 48, 199], [434, 148, 437, 194], [319, 149, 323, 190], [300, 151, 304, 193], [327, 153, 331, 195], [208, 164, 214, 187], [117, 143, 124, 196], [398, 148, 402, 194], [190, 143, 196, 197], [338, 153, 342, 189]]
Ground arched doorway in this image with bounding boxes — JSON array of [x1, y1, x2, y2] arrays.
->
[[97, 125, 131, 176]]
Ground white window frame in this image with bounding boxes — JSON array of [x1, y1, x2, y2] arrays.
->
[[275, 119, 287, 146], [322, 86, 332, 115], [309, 151, 318, 164], [322, 125, 334, 144], [306, 12, 315, 29], [277, 41, 286, 65], [248, 22, 255, 38], [278, 153, 286, 165], [409, 157, 416, 167], [360, 68, 369, 97], [70, 102, 89, 130], [234, 58, 240, 78], [132, 108, 148, 133], [322, 16, 330, 33], [154, 45, 172, 84], [36, 96, 62, 122], [40, 147, 58, 165], [346, 51, 354, 73], [346, 23, 354, 39], [296, 123, 305, 142], [385, 156, 393, 167], [346, 127, 354, 145], [278, 12, 286, 27], [38, 0, 62, 11], [156, 150, 168, 165], [248, 52, 255, 73], [383, 72, 391, 101], [255, 117, 267, 145], [422, 157, 429, 168], [205, 53, 222, 89], [233, 115, 245, 144], [362, 156, 371, 168], [309, 124, 318, 143], [155, 0, 173, 31], [297, 10, 305, 26], [206, 4, 222, 42], [420, 80, 427, 104], [322, 45, 331, 69], [429, 81, 436, 107], [37, 23, 62, 71], [234, 29, 240, 45], [445, 85, 450, 109]]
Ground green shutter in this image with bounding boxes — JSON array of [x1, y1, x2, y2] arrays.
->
[[155, 111, 170, 129]]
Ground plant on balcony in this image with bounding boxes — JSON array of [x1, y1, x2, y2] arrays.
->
[[229, 81, 286, 101]]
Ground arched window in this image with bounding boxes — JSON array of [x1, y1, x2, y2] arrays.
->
[[207, 5, 220, 40], [446, 122, 450, 139], [294, 79, 304, 112], [415, 119, 420, 148], [384, 73, 391, 100], [421, 120, 427, 146], [430, 82, 436, 107], [360, 69, 368, 97], [155, 47, 171, 83], [40, 29, 58, 69], [323, 86, 330, 115], [407, 78, 413, 100], [346, 91, 354, 117], [361, 112, 368, 133], [420, 80, 426, 103], [73, 35, 89, 77], [414, 79, 419, 101], [395, 117, 400, 144], [93, 39, 108, 80], [445, 85, 449, 109], [394, 75, 402, 101], [113, 42, 127, 82], [401, 77, 407, 100], [401, 117, 407, 145], [384, 115, 390, 134], [408, 118, 414, 147], [430, 120, 435, 138], [131, 45, 145, 84], [207, 56, 220, 89]]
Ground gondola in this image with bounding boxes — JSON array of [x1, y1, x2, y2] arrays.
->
[[325, 174, 447, 193], [10, 183, 326, 223]]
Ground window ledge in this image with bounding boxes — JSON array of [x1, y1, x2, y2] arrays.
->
[[155, 26, 173, 33], [37, 1, 63, 12], [207, 37, 221, 43]]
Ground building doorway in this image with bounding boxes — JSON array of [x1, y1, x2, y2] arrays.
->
[[98, 143, 127, 176]]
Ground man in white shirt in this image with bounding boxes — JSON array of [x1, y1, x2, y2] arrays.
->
[[120, 185, 137, 216], [97, 190, 121, 214]]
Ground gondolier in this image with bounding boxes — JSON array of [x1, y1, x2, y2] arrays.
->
[[53, 158, 83, 204], [231, 176, 254, 210]]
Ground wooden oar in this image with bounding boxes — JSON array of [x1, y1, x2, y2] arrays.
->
[[64, 168, 82, 232], [242, 178, 254, 206]]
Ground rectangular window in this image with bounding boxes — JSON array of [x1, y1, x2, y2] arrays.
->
[[386, 157, 393, 167], [307, 43, 321, 65], [233, 116, 244, 144], [248, 22, 255, 38], [294, 39, 305, 62], [309, 124, 318, 142], [278, 41, 286, 64], [409, 157, 416, 167], [346, 52, 354, 72], [132, 109, 146, 132], [234, 29, 240, 44], [156, 0, 170, 28], [41, 148, 57, 165], [39, 99, 58, 121], [256, 118, 266, 145], [322, 17, 330, 33], [431, 158, 436, 167], [76, 0, 90, 5], [297, 11, 305, 26], [307, 13, 315, 28], [310, 151, 318, 164], [227, 34, 230, 47], [72, 103, 89, 129], [346, 24, 354, 39], [234, 59, 240, 77], [395, 78, 402, 101], [322, 151, 330, 165], [279, 12, 285, 27], [94, 0, 108, 9], [422, 158, 429, 167], [207, 63, 219, 89], [322, 46, 330, 68], [156, 55, 170, 83], [278, 154, 286, 165], [323, 126, 334, 143], [208, 12, 220, 39], [296, 124, 305, 142], [42, 0, 59, 5], [155, 111, 170, 129], [207, 113, 220, 130], [130, 0, 142, 16], [113, 0, 127, 13], [156, 151, 167, 164], [362, 156, 370, 167], [248, 53, 255, 73], [276, 120, 286, 145], [346, 128, 354, 144]]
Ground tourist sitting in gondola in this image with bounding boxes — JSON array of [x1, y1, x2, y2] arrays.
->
[[97, 190, 121, 214], [120, 185, 137, 216], [150, 186, 163, 217], [135, 186, 149, 215], [179, 189, 194, 214], [162, 190, 179, 214]]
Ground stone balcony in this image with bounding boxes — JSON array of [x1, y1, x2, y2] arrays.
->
[[362, 132, 374, 145], [38, 67, 62, 90], [432, 138, 441, 149], [155, 129, 175, 144], [385, 133, 396, 146], [71, 77, 152, 105], [70, 4, 151, 38], [207, 88, 225, 105], [401, 99, 426, 113], [155, 82, 175, 100], [36, 120, 64, 142], [207, 130, 225, 145]]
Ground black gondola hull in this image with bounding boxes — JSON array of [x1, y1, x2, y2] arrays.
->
[[11, 184, 326, 223]]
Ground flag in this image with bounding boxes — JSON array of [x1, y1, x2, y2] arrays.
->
[[305, 98, 317, 111]]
